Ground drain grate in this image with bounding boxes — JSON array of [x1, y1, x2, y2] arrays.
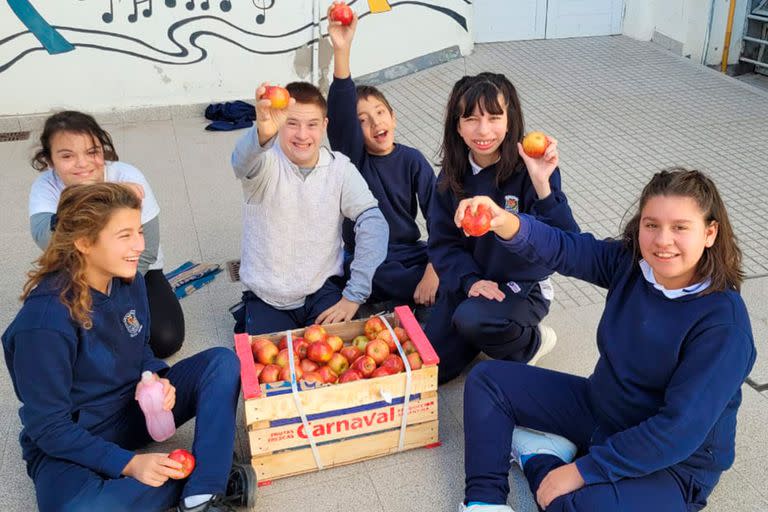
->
[[225, 259, 241, 282], [0, 131, 30, 142]]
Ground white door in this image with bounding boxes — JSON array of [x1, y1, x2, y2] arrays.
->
[[545, 0, 624, 39], [473, 0, 547, 42]]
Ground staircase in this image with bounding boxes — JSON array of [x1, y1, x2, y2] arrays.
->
[[740, 0, 768, 75]]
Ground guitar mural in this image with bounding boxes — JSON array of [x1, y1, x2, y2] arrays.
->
[[1, 0, 469, 75]]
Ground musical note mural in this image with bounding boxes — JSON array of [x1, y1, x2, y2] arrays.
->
[[1, 0, 471, 113]]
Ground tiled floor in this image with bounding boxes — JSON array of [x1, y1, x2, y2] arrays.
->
[[0, 35, 767, 511]]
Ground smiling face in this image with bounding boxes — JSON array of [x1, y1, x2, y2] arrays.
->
[[49, 131, 106, 186], [457, 94, 508, 168], [77, 207, 144, 293], [638, 195, 718, 290], [357, 95, 396, 156], [278, 101, 328, 168]]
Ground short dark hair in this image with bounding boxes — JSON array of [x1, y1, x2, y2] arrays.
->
[[286, 82, 327, 116], [356, 85, 393, 114]]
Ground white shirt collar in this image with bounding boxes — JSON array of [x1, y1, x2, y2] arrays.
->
[[639, 259, 710, 298], [469, 152, 500, 175]]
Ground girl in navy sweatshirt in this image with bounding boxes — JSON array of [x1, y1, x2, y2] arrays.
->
[[455, 168, 755, 512], [2, 184, 250, 512], [427, 72, 579, 383]]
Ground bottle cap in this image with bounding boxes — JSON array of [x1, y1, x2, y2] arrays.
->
[[141, 371, 154, 381]]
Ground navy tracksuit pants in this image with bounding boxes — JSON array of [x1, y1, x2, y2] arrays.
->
[[425, 282, 550, 383], [463, 361, 705, 512], [245, 276, 344, 335], [32, 348, 241, 512]]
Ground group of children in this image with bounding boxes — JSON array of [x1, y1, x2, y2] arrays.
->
[[1, 3, 756, 511]]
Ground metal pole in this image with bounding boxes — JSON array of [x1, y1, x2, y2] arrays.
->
[[721, 0, 738, 72], [312, 0, 321, 85]]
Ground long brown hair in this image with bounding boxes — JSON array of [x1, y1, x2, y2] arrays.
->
[[622, 168, 743, 294], [438, 72, 525, 198], [21, 183, 142, 328], [31, 111, 118, 171]]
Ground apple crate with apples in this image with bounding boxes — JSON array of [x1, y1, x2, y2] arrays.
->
[[233, 306, 440, 483]]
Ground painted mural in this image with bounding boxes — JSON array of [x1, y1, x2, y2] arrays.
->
[[1, 0, 469, 74]]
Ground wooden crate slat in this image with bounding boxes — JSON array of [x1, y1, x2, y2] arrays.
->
[[252, 419, 439, 481], [244, 365, 438, 425], [235, 333, 261, 399], [249, 395, 437, 454], [394, 305, 439, 365]]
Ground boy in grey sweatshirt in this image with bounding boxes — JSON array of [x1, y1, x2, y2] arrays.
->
[[231, 81, 388, 334]]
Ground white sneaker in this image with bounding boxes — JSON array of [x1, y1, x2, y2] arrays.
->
[[510, 427, 577, 470], [528, 325, 557, 366], [459, 504, 515, 512]]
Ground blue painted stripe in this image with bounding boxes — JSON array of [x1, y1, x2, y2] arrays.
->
[[268, 393, 424, 427], [7, 0, 74, 54]]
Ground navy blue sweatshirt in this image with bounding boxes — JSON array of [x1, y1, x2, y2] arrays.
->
[[504, 214, 756, 493], [2, 273, 167, 480], [429, 163, 579, 294], [327, 77, 436, 257]]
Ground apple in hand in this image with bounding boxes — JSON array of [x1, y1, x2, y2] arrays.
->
[[461, 204, 492, 237], [329, 2, 354, 26], [168, 449, 195, 479], [522, 131, 550, 158], [259, 85, 290, 110]]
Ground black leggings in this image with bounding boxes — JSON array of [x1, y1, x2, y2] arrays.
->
[[145, 269, 185, 358]]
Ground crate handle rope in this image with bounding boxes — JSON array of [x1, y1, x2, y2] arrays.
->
[[286, 330, 324, 470], [380, 315, 412, 451]]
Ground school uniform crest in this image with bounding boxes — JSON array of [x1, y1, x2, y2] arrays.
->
[[123, 310, 143, 338], [504, 195, 519, 213]]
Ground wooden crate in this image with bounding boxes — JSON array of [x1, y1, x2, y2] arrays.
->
[[234, 306, 440, 482]]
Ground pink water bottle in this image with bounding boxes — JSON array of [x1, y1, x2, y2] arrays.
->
[[137, 371, 176, 442]]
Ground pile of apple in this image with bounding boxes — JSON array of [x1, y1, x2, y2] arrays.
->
[[251, 317, 423, 385]]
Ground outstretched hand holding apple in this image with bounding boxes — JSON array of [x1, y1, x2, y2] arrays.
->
[[453, 195, 521, 241], [255, 82, 295, 145], [517, 134, 559, 200], [327, 2, 358, 52]]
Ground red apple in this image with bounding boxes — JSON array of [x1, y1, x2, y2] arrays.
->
[[352, 335, 370, 352], [376, 329, 397, 353], [371, 366, 395, 378], [302, 371, 324, 384], [279, 364, 303, 382], [364, 317, 386, 339], [259, 364, 281, 384], [522, 131, 550, 158], [317, 365, 338, 384], [393, 326, 409, 342], [304, 324, 328, 344], [260, 85, 290, 110], [351, 355, 376, 377], [340, 345, 362, 363], [300, 358, 320, 373], [328, 352, 350, 375], [254, 340, 279, 365], [275, 348, 300, 369], [365, 339, 390, 365], [381, 354, 405, 374], [402, 340, 417, 355], [461, 204, 492, 237], [253, 363, 265, 380], [329, 2, 354, 26], [407, 352, 423, 370], [278, 336, 308, 358], [168, 449, 195, 479], [307, 340, 334, 363], [326, 335, 343, 352], [338, 368, 363, 383]]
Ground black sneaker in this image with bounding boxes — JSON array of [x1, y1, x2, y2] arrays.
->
[[225, 462, 257, 509], [176, 494, 235, 512]]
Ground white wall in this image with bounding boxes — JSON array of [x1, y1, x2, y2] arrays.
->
[[0, 0, 473, 116], [623, 0, 749, 66]]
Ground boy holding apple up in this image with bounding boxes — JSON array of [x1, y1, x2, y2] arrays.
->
[[326, 3, 439, 311], [231, 81, 388, 334]]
